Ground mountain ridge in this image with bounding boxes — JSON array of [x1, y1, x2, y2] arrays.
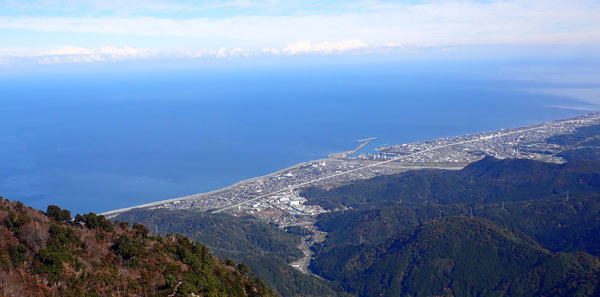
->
[[0, 197, 274, 297]]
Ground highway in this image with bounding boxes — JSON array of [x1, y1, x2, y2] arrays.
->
[[212, 117, 593, 213]]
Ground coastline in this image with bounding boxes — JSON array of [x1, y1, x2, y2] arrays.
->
[[101, 157, 329, 216], [102, 112, 600, 217]]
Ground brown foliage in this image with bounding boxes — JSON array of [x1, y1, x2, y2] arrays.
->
[[0, 198, 274, 297]]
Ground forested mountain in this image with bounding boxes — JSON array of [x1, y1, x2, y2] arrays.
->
[[315, 195, 600, 258], [312, 216, 600, 297], [114, 209, 349, 297], [301, 156, 600, 296], [0, 198, 274, 297], [295, 124, 600, 297], [302, 156, 600, 210]]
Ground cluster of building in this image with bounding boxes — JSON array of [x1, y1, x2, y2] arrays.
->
[[363, 117, 594, 164], [138, 113, 600, 229], [239, 190, 328, 225]]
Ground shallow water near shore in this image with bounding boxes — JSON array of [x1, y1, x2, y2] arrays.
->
[[0, 61, 595, 214]]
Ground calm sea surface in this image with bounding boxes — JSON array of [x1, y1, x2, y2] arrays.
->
[[0, 61, 592, 213]]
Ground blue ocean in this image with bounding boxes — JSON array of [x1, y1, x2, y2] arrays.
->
[[0, 60, 593, 214]]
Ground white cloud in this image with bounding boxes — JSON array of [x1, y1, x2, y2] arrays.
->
[[1, 0, 599, 49], [36, 46, 155, 64], [14, 41, 374, 64], [278, 40, 367, 55], [185, 47, 252, 59], [41, 46, 94, 56], [0, 0, 306, 14]]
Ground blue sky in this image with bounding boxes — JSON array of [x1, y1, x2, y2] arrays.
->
[[1, 0, 600, 65]]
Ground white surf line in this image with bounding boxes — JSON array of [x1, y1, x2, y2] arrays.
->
[[212, 117, 596, 213]]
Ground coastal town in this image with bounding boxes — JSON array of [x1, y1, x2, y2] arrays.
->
[[104, 113, 600, 228]]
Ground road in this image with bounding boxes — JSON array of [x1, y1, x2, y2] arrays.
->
[[290, 237, 313, 274]]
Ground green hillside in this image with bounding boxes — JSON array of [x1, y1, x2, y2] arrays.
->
[[301, 126, 600, 297], [315, 195, 600, 257], [0, 198, 274, 297], [302, 157, 600, 210], [312, 217, 600, 297], [114, 208, 348, 297]]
